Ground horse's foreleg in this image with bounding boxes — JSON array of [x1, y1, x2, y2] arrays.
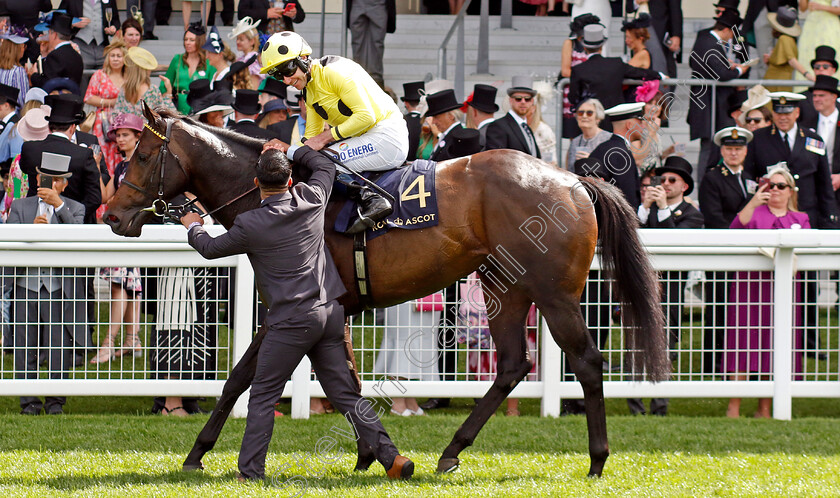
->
[[542, 301, 609, 477], [182, 326, 267, 471], [437, 290, 532, 473]]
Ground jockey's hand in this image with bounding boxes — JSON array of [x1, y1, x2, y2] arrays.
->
[[180, 212, 203, 228], [304, 130, 335, 151], [263, 139, 290, 153]]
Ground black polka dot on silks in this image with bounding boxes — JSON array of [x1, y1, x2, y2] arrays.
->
[[278, 45, 289, 55], [281, 32, 291, 36], [262, 41, 271, 52]]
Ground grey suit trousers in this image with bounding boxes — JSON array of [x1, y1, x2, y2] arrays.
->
[[238, 299, 399, 479], [349, 0, 388, 85], [14, 285, 74, 411]]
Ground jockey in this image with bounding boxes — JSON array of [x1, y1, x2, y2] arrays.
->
[[260, 31, 409, 234]]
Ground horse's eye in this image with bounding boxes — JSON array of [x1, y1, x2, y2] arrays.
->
[[138, 153, 148, 162]]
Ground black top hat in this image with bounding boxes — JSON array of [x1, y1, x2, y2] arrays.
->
[[192, 90, 234, 115], [37, 152, 72, 178], [812, 75, 840, 96], [440, 127, 481, 160], [468, 84, 499, 114], [728, 89, 748, 115], [716, 9, 743, 28], [655, 156, 694, 196], [402, 81, 424, 102], [49, 13, 75, 38], [233, 89, 261, 115], [46, 94, 85, 124], [714, 0, 739, 11], [214, 78, 233, 94], [186, 79, 212, 109], [0, 82, 19, 107], [622, 13, 651, 31], [812, 45, 838, 69], [259, 77, 286, 98], [425, 89, 461, 117]]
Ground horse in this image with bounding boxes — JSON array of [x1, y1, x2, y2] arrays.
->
[[104, 103, 668, 478]]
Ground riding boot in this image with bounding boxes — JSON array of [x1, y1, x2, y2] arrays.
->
[[336, 175, 393, 234]]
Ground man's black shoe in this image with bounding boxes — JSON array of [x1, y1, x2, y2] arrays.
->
[[346, 188, 392, 234], [45, 405, 64, 415], [143, 33, 159, 40], [20, 405, 41, 415], [420, 398, 450, 410]]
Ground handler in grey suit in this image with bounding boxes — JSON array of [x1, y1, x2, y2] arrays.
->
[[181, 144, 413, 481], [8, 152, 85, 415]]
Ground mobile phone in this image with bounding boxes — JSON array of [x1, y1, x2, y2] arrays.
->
[[283, 3, 295, 13], [649, 176, 662, 188], [758, 177, 771, 190], [41, 175, 53, 189]]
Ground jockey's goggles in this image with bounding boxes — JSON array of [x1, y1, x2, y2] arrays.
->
[[269, 59, 300, 79]]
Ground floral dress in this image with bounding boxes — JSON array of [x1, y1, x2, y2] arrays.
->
[[84, 69, 122, 175], [114, 86, 173, 119], [99, 161, 142, 293], [1, 153, 27, 221]]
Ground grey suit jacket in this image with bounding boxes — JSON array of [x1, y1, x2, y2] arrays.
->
[[188, 146, 347, 326]]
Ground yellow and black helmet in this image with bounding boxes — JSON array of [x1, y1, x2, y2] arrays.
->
[[260, 32, 313, 76]]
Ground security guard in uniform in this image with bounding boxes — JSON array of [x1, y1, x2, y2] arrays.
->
[[745, 92, 840, 358], [259, 31, 409, 233], [699, 126, 754, 374]]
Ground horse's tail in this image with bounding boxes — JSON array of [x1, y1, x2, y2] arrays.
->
[[579, 177, 670, 381]]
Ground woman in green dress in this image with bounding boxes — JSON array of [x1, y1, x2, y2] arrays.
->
[[160, 23, 216, 115]]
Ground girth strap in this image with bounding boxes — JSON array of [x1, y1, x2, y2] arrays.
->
[[353, 231, 373, 310]]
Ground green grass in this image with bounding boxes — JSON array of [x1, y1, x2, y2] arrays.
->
[[1, 398, 840, 496]]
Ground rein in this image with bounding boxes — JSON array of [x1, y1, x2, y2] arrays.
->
[[122, 120, 257, 221]]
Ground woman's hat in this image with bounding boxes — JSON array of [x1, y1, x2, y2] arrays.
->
[[812, 45, 838, 69], [187, 21, 206, 37], [581, 24, 607, 48], [42, 77, 80, 96], [285, 86, 302, 110], [739, 84, 771, 116], [37, 152, 72, 178], [192, 90, 234, 117], [202, 26, 224, 54], [767, 6, 801, 38], [425, 89, 461, 117], [812, 74, 840, 96], [16, 106, 51, 141], [0, 25, 29, 44], [621, 13, 651, 31], [24, 87, 47, 104], [569, 13, 601, 38], [232, 89, 262, 115], [107, 113, 144, 141], [229, 16, 261, 40], [467, 84, 499, 114], [227, 54, 258, 81], [127, 46, 158, 70], [655, 156, 694, 195], [46, 94, 85, 124]]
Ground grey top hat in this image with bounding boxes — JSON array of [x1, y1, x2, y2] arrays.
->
[[506, 75, 536, 97], [37, 152, 72, 178], [581, 24, 607, 49]]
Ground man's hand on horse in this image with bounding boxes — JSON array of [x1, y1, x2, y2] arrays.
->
[[303, 130, 335, 151], [263, 139, 290, 154], [180, 212, 203, 228]]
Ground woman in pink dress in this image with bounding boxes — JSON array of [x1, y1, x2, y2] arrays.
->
[[725, 166, 809, 418], [84, 40, 126, 177]]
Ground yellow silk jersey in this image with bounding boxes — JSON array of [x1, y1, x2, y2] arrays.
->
[[301, 56, 400, 143]]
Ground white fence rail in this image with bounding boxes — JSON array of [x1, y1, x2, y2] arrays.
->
[[1, 225, 839, 420]]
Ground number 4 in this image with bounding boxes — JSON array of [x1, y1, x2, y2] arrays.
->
[[400, 175, 431, 208]]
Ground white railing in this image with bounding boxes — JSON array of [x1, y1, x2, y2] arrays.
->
[[1, 225, 839, 420]]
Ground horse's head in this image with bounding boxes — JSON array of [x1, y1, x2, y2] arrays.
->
[[104, 103, 191, 237]]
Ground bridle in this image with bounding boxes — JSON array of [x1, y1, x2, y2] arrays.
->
[[121, 119, 257, 221]]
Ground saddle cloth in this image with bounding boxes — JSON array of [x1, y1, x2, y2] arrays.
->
[[334, 159, 439, 240]]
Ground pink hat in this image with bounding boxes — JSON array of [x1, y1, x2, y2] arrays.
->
[[108, 113, 144, 141], [16, 106, 51, 142]]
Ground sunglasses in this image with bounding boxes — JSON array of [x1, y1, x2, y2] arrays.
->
[[576, 109, 594, 117], [767, 182, 791, 190], [513, 96, 533, 103], [814, 63, 834, 70], [268, 59, 299, 79], [744, 117, 764, 124]]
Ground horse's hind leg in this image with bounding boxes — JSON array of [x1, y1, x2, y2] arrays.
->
[[540, 299, 609, 477], [182, 327, 267, 471], [437, 287, 533, 473]]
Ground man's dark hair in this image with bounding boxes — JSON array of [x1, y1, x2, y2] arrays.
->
[[256, 149, 292, 189], [48, 122, 73, 133]]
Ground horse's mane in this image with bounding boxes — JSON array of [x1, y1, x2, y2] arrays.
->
[[156, 108, 265, 153]]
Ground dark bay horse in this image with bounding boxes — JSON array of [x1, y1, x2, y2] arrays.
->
[[104, 103, 668, 478]]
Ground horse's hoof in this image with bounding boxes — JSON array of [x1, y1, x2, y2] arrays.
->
[[436, 457, 460, 473], [183, 461, 204, 471]]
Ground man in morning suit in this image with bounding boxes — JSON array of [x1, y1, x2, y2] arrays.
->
[[180, 144, 413, 481], [402, 81, 424, 161], [630, 156, 704, 416], [800, 75, 840, 206], [59, 0, 120, 69], [746, 91, 840, 359], [426, 89, 465, 162], [29, 13, 84, 88], [687, 10, 751, 178], [699, 126, 754, 374], [465, 83, 498, 150], [228, 89, 279, 140], [8, 152, 86, 415], [485, 76, 541, 158], [797, 46, 840, 126], [568, 23, 662, 114], [20, 94, 100, 223], [641, 0, 683, 77]]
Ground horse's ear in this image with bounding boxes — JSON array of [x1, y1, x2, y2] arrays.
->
[[142, 101, 165, 133]]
